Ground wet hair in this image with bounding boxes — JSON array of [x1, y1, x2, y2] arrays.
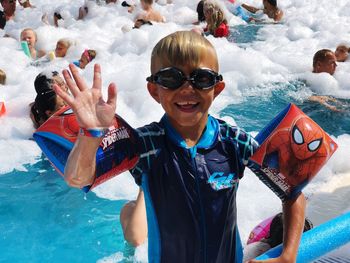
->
[[0, 69, 6, 85], [267, 213, 313, 248], [150, 31, 218, 73], [266, 0, 277, 7], [30, 71, 60, 128], [313, 49, 334, 68], [84, 49, 97, 62], [197, 0, 205, 22], [336, 44, 350, 53], [203, 0, 227, 35]]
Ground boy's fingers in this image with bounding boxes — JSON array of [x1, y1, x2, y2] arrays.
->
[[106, 83, 117, 107], [62, 69, 81, 97], [92, 64, 102, 90], [53, 84, 74, 106], [68, 63, 88, 91]]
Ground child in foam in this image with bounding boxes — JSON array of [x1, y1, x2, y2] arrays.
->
[[18, 0, 34, 8], [202, 0, 229, 37], [20, 28, 46, 59], [73, 49, 97, 69], [133, 0, 165, 29], [55, 31, 306, 263], [55, 38, 74, 58], [30, 71, 67, 128], [78, 0, 118, 20]]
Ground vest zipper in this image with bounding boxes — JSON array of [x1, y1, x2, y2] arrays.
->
[[189, 148, 207, 263]]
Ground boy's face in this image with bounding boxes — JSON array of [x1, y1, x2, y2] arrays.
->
[[20, 30, 36, 49], [147, 49, 225, 134]]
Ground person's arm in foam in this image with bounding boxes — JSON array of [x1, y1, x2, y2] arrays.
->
[[241, 3, 260, 13], [246, 193, 306, 263], [54, 63, 117, 189]]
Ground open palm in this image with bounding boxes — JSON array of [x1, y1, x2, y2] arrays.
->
[[55, 64, 117, 129]]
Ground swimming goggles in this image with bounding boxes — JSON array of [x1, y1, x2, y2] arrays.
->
[[146, 67, 223, 90]]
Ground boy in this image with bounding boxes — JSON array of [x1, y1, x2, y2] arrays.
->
[[55, 31, 306, 262]]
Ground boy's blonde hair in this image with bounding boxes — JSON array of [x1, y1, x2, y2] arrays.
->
[[151, 31, 218, 73], [0, 69, 6, 85]]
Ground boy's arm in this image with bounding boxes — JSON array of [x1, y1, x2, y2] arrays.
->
[[246, 193, 306, 263], [64, 135, 101, 188], [241, 3, 260, 13], [54, 63, 117, 189]]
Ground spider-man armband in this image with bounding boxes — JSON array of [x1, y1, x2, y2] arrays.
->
[[248, 103, 338, 201]]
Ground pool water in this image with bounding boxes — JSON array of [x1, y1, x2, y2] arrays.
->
[[0, 158, 132, 263]]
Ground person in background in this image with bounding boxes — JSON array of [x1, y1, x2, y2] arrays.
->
[[242, 0, 283, 22], [0, 69, 6, 85], [133, 0, 165, 29], [203, 0, 229, 37], [0, 0, 16, 29], [30, 71, 67, 128], [78, 0, 118, 20], [18, 0, 34, 8], [312, 49, 337, 75], [193, 0, 206, 25], [244, 213, 313, 261], [310, 49, 340, 111], [55, 38, 73, 58], [20, 28, 46, 59], [73, 49, 97, 69], [55, 30, 306, 263], [335, 44, 350, 62]]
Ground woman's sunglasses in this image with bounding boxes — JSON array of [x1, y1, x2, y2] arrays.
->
[[146, 67, 223, 90]]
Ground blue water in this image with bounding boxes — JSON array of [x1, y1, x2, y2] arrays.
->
[[1, 24, 349, 262], [0, 157, 132, 262]]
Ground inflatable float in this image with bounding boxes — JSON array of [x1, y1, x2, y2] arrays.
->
[[0, 101, 5, 116], [256, 212, 350, 262], [248, 103, 338, 201], [33, 106, 139, 192]]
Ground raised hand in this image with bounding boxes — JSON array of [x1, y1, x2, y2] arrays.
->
[[54, 63, 117, 129]]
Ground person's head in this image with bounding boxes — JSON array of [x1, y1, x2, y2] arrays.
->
[[20, 28, 37, 50], [147, 31, 225, 131], [335, 45, 349, 62], [31, 71, 67, 128], [196, 0, 206, 22], [263, 0, 277, 8], [313, 49, 337, 75], [268, 213, 313, 248], [78, 49, 96, 69], [203, 0, 227, 34], [140, 0, 153, 10], [0, 69, 6, 85], [0, 0, 16, 16], [55, 38, 72, 58], [18, 0, 32, 8]]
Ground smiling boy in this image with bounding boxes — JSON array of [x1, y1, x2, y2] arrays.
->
[[55, 31, 306, 263]]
